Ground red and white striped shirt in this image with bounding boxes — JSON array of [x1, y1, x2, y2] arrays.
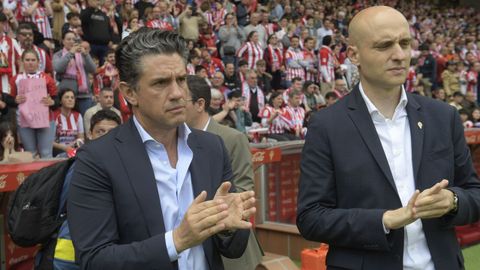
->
[[260, 105, 291, 134], [53, 110, 84, 146], [187, 63, 195, 75], [16, 45, 52, 75], [284, 105, 305, 132], [145, 19, 174, 31], [20, 3, 52, 38], [264, 45, 283, 71], [237, 41, 264, 69], [303, 49, 318, 82], [285, 47, 306, 81], [319, 45, 335, 83], [262, 23, 276, 37], [0, 34, 19, 94], [467, 70, 478, 93], [405, 67, 417, 93]]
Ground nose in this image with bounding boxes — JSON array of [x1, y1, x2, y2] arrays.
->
[[391, 43, 408, 62], [169, 79, 186, 100]]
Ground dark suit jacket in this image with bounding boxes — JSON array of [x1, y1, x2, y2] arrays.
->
[[67, 119, 250, 270], [297, 86, 480, 270]]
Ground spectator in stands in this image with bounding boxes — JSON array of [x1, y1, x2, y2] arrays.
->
[[283, 76, 303, 103], [462, 91, 477, 112], [223, 62, 241, 92], [432, 88, 447, 102], [241, 69, 265, 123], [218, 13, 244, 60], [101, 0, 122, 45], [94, 49, 119, 97], [449, 91, 464, 110], [16, 23, 54, 77], [236, 0, 250, 27], [133, 0, 153, 22], [333, 77, 349, 98], [201, 48, 223, 77], [81, 0, 112, 66], [303, 81, 324, 112], [264, 34, 284, 90], [83, 87, 121, 138], [284, 89, 305, 139], [285, 36, 307, 87], [11, 49, 57, 158], [207, 88, 224, 116], [316, 18, 334, 50], [243, 12, 266, 48], [18, 0, 53, 39], [261, 91, 294, 141], [53, 88, 84, 156], [418, 43, 437, 96], [51, 0, 66, 41], [470, 107, 480, 128], [228, 90, 252, 133], [237, 31, 264, 70], [53, 31, 96, 112], [0, 90, 14, 122], [255, 59, 272, 95], [324, 91, 338, 107], [211, 71, 229, 98], [304, 36, 318, 83], [442, 60, 460, 97], [0, 121, 20, 162], [121, 15, 139, 40], [62, 12, 82, 37], [178, 5, 203, 42], [0, 13, 19, 97], [319, 35, 335, 94]]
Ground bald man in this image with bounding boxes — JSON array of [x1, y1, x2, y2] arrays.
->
[[297, 6, 480, 270]]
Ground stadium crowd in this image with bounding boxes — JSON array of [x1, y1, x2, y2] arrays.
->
[[0, 0, 479, 161]]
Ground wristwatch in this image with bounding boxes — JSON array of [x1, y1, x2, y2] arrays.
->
[[451, 191, 458, 213]]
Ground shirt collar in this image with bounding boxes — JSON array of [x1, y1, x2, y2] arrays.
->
[[358, 82, 408, 119], [133, 116, 191, 144], [201, 117, 211, 131]]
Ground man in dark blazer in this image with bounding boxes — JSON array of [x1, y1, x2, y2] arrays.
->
[[67, 29, 256, 270], [297, 6, 480, 270]]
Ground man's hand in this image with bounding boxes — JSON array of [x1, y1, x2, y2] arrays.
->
[[214, 182, 256, 230], [413, 179, 454, 219], [383, 190, 420, 230], [173, 191, 229, 253]]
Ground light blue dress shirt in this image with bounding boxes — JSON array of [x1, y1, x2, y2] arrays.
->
[[133, 117, 208, 270]]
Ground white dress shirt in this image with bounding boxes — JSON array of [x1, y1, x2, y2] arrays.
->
[[359, 84, 435, 270], [134, 117, 208, 270]]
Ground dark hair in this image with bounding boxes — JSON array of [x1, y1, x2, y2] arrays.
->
[[58, 88, 76, 108], [62, 30, 76, 41], [304, 36, 314, 44], [292, 77, 303, 84], [17, 23, 33, 35], [238, 59, 248, 67], [90, 109, 121, 132], [115, 28, 188, 89], [458, 108, 469, 116], [322, 35, 333, 46], [186, 75, 211, 111], [0, 121, 19, 161], [247, 31, 258, 42], [227, 90, 242, 99], [325, 91, 338, 100], [195, 65, 206, 73], [303, 80, 316, 91], [453, 91, 464, 97], [268, 91, 283, 107], [66, 12, 80, 21], [100, 87, 113, 93], [267, 34, 277, 44]]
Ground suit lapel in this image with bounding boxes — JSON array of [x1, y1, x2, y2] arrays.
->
[[346, 87, 397, 193], [405, 94, 424, 186], [188, 130, 213, 199], [114, 119, 166, 236]]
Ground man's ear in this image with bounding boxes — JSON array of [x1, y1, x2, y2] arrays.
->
[[196, 98, 206, 113], [347, 45, 360, 67], [118, 82, 138, 107]]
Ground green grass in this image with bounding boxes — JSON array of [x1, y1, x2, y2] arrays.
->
[[463, 244, 480, 270], [292, 244, 480, 269]]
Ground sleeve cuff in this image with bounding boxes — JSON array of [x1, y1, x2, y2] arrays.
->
[[382, 220, 390, 234], [165, 230, 179, 262]]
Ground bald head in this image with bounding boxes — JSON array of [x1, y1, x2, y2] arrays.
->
[[349, 6, 409, 47]]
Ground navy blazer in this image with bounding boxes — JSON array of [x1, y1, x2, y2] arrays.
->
[[297, 86, 480, 270], [67, 119, 250, 270]]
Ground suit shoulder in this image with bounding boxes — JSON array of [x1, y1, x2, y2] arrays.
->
[[409, 94, 455, 114]]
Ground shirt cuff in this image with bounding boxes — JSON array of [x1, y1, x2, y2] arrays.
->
[[165, 230, 179, 262], [382, 220, 390, 234]]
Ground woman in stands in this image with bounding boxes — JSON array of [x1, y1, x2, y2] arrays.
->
[[53, 30, 96, 115], [10, 49, 57, 158], [261, 91, 296, 141], [53, 88, 84, 157], [237, 30, 264, 69]]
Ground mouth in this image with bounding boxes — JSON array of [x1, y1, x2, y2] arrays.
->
[[167, 106, 185, 113], [387, 67, 406, 75]]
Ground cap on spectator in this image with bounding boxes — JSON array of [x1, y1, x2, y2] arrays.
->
[[0, 13, 7, 22], [238, 59, 248, 67]]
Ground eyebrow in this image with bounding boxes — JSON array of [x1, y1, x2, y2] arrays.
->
[[372, 37, 412, 48]]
